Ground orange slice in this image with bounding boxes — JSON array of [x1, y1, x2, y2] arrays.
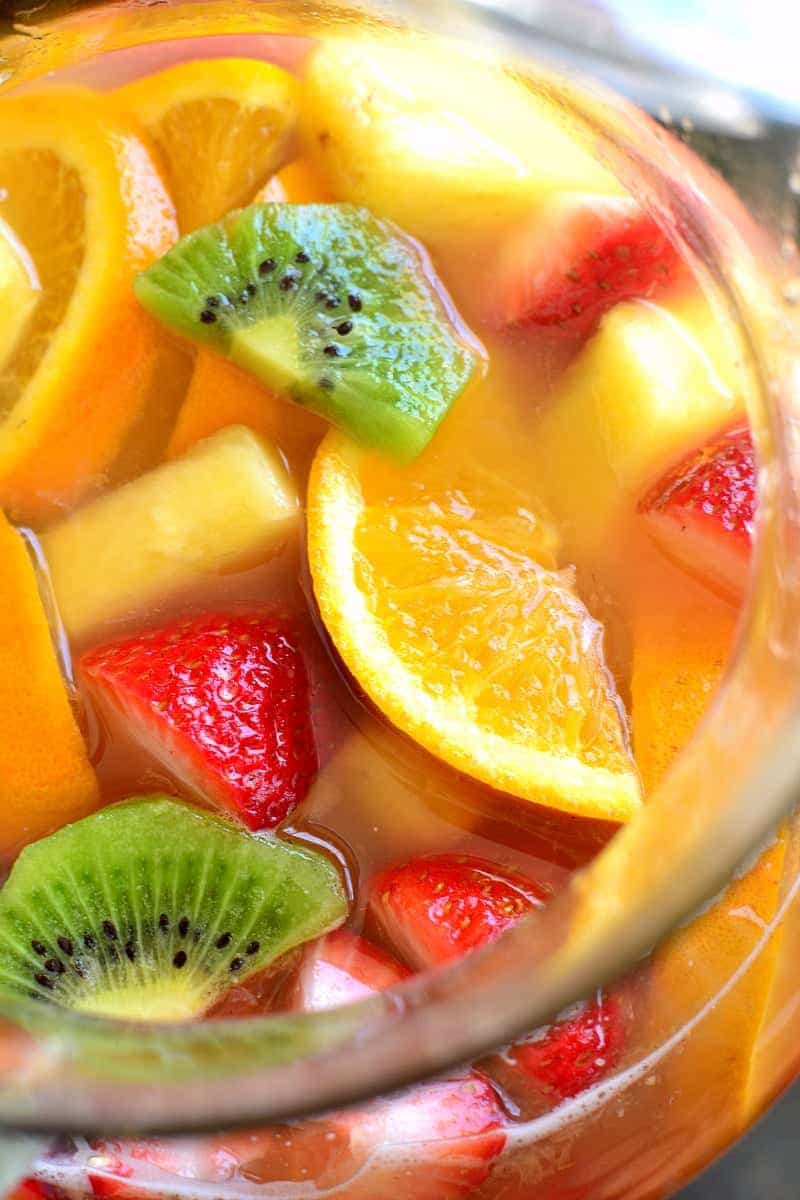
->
[[0, 511, 98, 859], [0, 86, 177, 526], [308, 427, 640, 822], [115, 58, 299, 231]]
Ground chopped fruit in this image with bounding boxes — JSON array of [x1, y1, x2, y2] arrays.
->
[[0, 90, 178, 525], [648, 831, 787, 1152], [639, 423, 754, 600], [42, 426, 298, 643], [492, 193, 687, 338], [0, 87, 177, 524], [0, 797, 347, 1021], [301, 35, 621, 257], [256, 158, 333, 203], [631, 535, 738, 793], [0, 511, 98, 860], [165, 350, 325, 472], [81, 611, 317, 831], [0, 216, 39, 370], [629, 536, 788, 1143], [288, 928, 411, 1010], [210, 1074, 506, 1200], [526, 294, 746, 566], [8, 1182, 60, 1200], [308, 431, 640, 821], [370, 855, 547, 968], [136, 203, 479, 462], [86, 1140, 205, 1200], [114, 58, 299, 231], [507, 992, 626, 1101]]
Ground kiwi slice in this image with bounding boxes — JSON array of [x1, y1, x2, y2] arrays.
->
[[134, 203, 480, 461], [0, 797, 347, 1022]]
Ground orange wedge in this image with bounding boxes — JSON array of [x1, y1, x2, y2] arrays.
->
[[165, 351, 325, 474], [633, 534, 787, 1154], [0, 511, 98, 859], [256, 157, 334, 204], [308, 424, 640, 822], [0, 86, 177, 526], [115, 58, 299, 231]]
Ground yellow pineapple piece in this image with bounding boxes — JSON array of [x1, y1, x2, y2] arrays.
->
[[43, 426, 299, 643], [527, 293, 746, 567], [301, 34, 621, 256], [0, 217, 39, 371]]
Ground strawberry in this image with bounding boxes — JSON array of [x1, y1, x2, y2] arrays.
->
[[639, 423, 754, 599], [506, 991, 627, 1102], [209, 1074, 506, 1200], [369, 853, 548, 968], [492, 192, 686, 338], [88, 1140, 203, 1199], [9, 1183, 62, 1200], [287, 927, 412, 1011], [209, 927, 505, 1199], [80, 610, 317, 830], [370, 855, 627, 1105]]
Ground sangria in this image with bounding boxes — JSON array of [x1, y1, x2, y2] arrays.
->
[[0, 3, 798, 1199]]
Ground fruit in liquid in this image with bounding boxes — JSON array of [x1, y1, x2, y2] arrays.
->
[[0, 7, 788, 1199]]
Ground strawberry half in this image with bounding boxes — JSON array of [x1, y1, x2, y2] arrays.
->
[[87, 1140, 204, 1200], [9, 1183, 62, 1200], [506, 991, 627, 1102], [492, 192, 687, 338], [369, 853, 548, 968], [209, 929, 506, 1200], [287, 927, 412, 1011], [80, 610, 317, 830], [209, 1074, 506, 1200], [639, 423, 754, 599]]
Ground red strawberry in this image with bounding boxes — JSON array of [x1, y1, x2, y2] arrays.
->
[[80, 611, 317, 830], [492, 192, 687, 338], [209, 926, 505, 1199], [209, 1075, 506, 1200], [9, 1183, 62, 1200], [370, 854, 548, 968], [639, 423, 754, 599], [506, 991, 626, 1102], [288, 927, 412, 1011], [88, 1140, 203, 1199]]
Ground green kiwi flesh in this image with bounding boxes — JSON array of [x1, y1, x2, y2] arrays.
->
[[134, 203, 480, 461], [0, 797, 347, 1022]]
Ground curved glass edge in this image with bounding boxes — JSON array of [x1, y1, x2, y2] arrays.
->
[[0, 0, 798, 1136]]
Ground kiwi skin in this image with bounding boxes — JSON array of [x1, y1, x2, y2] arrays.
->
[[0, 796, 348, 1022], [135, 203, 481, 462]]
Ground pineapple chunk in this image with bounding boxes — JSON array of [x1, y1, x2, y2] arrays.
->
[[301, 35, 622, 254], [43, 426, 299, 642], [0, 217, 39, 370], [527, 294, 747, 566]]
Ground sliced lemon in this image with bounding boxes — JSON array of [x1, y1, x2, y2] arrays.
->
[[0, 86, 177, 525], [308, 426, 640, 823], [115, 58, 299, 231]]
